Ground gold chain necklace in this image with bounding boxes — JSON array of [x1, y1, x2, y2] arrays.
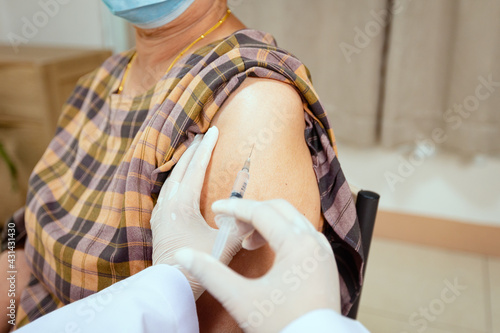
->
[[117, 8, 232, 95]]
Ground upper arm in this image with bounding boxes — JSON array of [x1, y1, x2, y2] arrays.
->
[[200, 78, 322, 231], [197, 78, 323, 330]]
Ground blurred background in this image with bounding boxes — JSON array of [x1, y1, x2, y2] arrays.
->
[[0, 0, 498, 332]]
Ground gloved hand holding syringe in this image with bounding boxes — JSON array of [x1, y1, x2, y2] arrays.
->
[[211, 145, 254, 260], [151, 127, 251, 299]]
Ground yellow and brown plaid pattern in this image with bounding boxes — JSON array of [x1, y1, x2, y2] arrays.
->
[[1, 29, 363, 326]]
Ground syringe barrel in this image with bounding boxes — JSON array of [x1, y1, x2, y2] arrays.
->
[[230, 169, 249, 198], [211, 214, 236, 260]]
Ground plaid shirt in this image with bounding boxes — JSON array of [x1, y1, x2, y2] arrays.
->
[[2, 29, 363, 327]]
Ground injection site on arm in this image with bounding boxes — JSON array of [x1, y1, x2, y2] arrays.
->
[[211, 146, 254, 260]]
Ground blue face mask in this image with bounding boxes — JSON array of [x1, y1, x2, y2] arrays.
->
[[102, 0, 196, 29]]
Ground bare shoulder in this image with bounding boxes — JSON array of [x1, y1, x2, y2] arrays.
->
[[211, 77, 305, 135], [201, 76, 320, 227]]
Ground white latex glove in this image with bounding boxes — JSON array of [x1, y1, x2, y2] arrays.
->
[[150, 127, 242, 300], [174, 199, 341, 333]]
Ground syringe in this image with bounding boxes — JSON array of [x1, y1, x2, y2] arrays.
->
[[211, 146, 254, 260]]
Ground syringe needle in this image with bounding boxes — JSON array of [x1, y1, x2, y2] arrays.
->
[[248, 144, 255, 160], [212, 147, 253, 260]]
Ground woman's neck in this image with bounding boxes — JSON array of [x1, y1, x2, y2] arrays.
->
[[123, 2, 246, 96], [133, 2, 245, 71]]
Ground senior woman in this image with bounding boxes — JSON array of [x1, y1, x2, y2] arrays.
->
[[0, 0, 364, 331]]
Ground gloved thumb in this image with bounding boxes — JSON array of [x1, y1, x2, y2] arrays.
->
[[174, 248, 245, 305]]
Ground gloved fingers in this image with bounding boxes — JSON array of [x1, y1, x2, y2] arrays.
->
[[167, 134, 203, 184], [151, 180, 181, 227], [234, 218, 254, 237], [178, 127, 219, 204], [211, 199, 293, 253], [214, 198, 317, 235], [159, 179, 180, 204], [175, 201, 219, 232], [241, 229, 267, 251], [232, 217, 267, 251], [219, 233, 244, 265], [235, 198, 316, 235], [175, 248, 246, 304]]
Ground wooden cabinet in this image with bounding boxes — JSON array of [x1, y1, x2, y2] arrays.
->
[[0, 45, 112, 227]]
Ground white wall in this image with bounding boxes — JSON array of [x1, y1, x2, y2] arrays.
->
[[0, 1, 9, 38], [0, 0, 130, 53]]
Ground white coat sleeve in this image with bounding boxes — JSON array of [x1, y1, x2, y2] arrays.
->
[[280, 309, 370, 333], [16, 265, 199, 333]]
